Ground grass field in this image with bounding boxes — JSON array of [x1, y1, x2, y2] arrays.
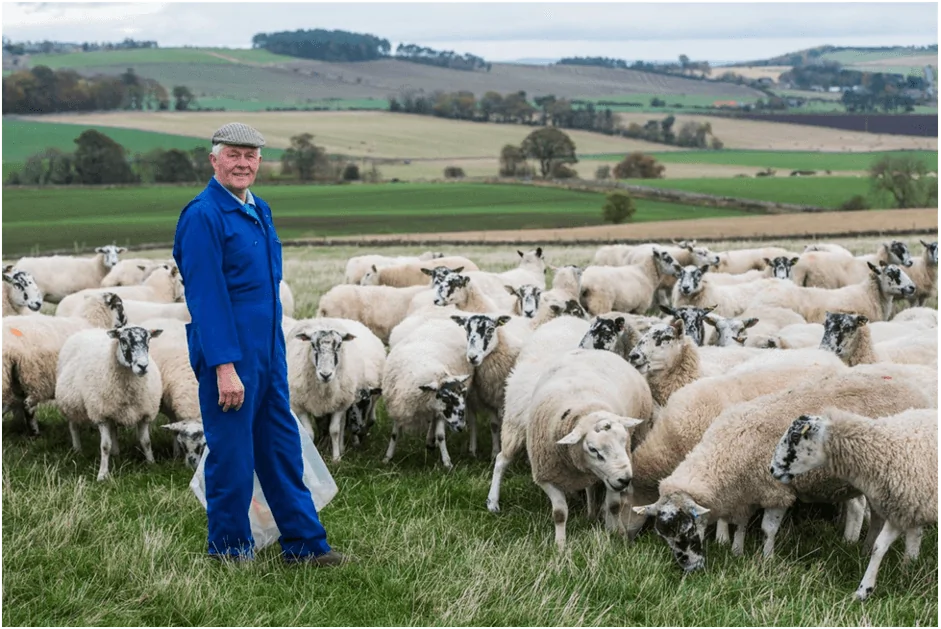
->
[[1, 182, 742, 256], [22, 47, 296, 69], [578, 93, 761, 112], [3, 235, 937, 626], [583, 150, 939, 172]]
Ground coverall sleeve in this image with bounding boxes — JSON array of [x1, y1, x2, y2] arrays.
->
[[175, 207, 243, 368]]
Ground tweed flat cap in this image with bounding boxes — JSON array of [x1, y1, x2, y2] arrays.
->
[[211, 122, 266, 148]]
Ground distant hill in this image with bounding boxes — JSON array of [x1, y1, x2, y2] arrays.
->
[[744, 45, 938, 76]]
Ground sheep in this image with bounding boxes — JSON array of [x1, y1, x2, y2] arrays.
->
[[579, 252, 667, 316], [526, 348, 653, 549], [344, 252, 444, 284], [770, 407, 938, 600], [14, 245, 125, 303], [632, 364, 936, 572], [316, 284, 428, 344], [505, 284, 542, 318], [381, 318, 474, 470], [497, 247, 547, 289], [2, 266, 43, 316], [545, 265, 582, 303], [660, 305, 716, 346], [622, 241, 718, 269], [625, 351, 847, 540], [323, 318, 386, 447], [429, 269, 516, 313], [358, 256, 480, 288], [100, 259, 165, 287], [893, 306, 939, 327], [764, 255, 799, 280], [280, 280, 295, 318], [749, 262, 916, 324], [121, 300, 191, 325], [903, 240, 937, 307], [749, 322, 825, 349], [55, 265, 185, 317], [819, 312, 938, 367], [671, 264, 781, 318], [705, 307, 806, 347], [2, 292, 127, 435], [713, 246, 795, 275], [592, 244, 635, 266], [56, 325, 164, 481], [803, 243, 854, 257], [791, 241, 913, 289]]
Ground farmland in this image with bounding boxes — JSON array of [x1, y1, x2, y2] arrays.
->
[[1, 183, 743, 256]]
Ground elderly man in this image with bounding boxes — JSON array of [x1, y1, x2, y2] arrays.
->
[[172, 122, 349, 566]]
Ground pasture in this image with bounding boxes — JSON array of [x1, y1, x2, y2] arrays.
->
[[585, 149, 938, 172], [3, 235, 937, 627], [1, 183, 741, 256]]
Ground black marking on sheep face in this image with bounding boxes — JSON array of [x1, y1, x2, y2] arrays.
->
[[648, 497, 709, 572], [579, 316, 625, 351], [708, 315, 759, 347], [675, 265, 708, 297], [688, 246, 720, 268], [770, 414, 826, 483], [661, 305, 714, 346], [767, 256, 799, 280], [296, 329, 355, 383], [921, 240, 938, 266], [628, 320, 685, 372], [452, 314, 510, 366], [163, 420, 205, 470], [1, 268, 43, 311], [102, 292, 128, 328], [509, 285, 542, 318], [872, 263, 916, 297], [887, 241, 913, 267], [346, 386, 380, 436], [95, 244, 125, 268], [819, 312, 867, 357], [431, 271, 469, 306], [421, 377, 470, 432], [550, 299, 587, 319], [652, 249, 679, 276], [107, 326, 161, 376]]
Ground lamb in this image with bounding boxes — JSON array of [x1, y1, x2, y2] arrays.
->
[[316, 284, 428, 344], [55, 265, 185, 317], [326, 318, 386, 447], [381, 318, 473, 470], [121, 299, 191, 325], [358, 256, 479, 287], [749, 261, 916, 323], [713, 246, 795, 275], [903, 240, 937, 307], [526, 348, 653, 549], [55, 325, 164, 481], [819, 312, 938, 367], [2, 292, 127, 435], [100, 259, 165, 287], [497, 248, 547, 289], [705, 307, 806, 347], [2, 266, 43, 316], [671, 264, 781, 317], [633, 364, 936, 572], [344, 251, 444, 284], [770, 407, 938, 600], [791, 241, 913, 289], [579, 251, 668, 316], [14, 244, 125, 303]]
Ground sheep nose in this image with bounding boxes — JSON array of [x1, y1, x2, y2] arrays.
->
[[619, 476, 632, 488]]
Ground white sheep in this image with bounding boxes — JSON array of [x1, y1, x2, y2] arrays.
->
[[705, 306, 806, 347], [381, 317, 474, 470], [497, 247, 547, 289], [749, 262, 916, 323], [2, 266, 43, 316], [819, 312, 938, 367], [120, 299, 190, 325], [903, 240, 937, 308], [633, 364, 936, 572], [358, 256, 480, 287], [100, 259, 166, 287], [659, 305, 716, 346], [526, 348, 653, 549], [14, 245, 125, 303], [672, 264, 781, 317], [344, 252, 444, 284], [316, 284, 428, 344], [429, 269, 516, 313], [892, 306, 939, 327], [791, 241, 913, 289], [770, 407, 938, 601], [56, 325, 164, 481], [749, 322, 824, 349], [55, 265, 185, 317], [505, 284, 542, 318], [2, 292, 127, 435], [803, 243, 854, 257], [279, 280, 295, 318], [579, 251, 668, 316], [713, 246, 795, 275]]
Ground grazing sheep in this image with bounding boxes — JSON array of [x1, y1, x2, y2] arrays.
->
[[344, 251, 445, 284], [162, 420, 205, 470], [633, 364, 936, 572], [750, 262, 916, 323], [672, 264, 780, 317], [2, 266, 43, 316], [100, 259, 165, 287], [2, 292, 127, 435], [792, 241, 913, 289], [903, 240, 937, 308], [819, 312, 938, 367], [15, 245, 125, 303], [317, 284, 428, 344], [381, 318, 473, 470], [714, 247, 794, 275], [526, 348, 653, 549], [55, 265, 185, 317], [770, 407, 938, 601], [506, 284, 542, 318], [358, 256, 479, 288], [56, 325, 164, 481]]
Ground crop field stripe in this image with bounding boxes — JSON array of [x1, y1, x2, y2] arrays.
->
[[580, 150, 939, 171]]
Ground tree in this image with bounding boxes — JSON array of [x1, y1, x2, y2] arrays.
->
[[172, 85, 195, 111], [869, 156, 938, 209], [342, 163, 360, 181], [602, 191, 636, 224], [520, 127, 577, 178], [613, 152, 665, 179], [154, 149, 197, 183], [73, 129, 137, 184], [595, 165, 611, 180], [499, 144, 528, 177], [191, 147, 214, 181], [443, 166, 465, 178], [281, 133, 327, 181]]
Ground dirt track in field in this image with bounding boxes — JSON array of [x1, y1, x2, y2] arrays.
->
[[315, 208, 938, 244]]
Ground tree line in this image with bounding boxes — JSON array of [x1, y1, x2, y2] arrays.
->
[[2, 36, 157, 55], [394, 43, 489, 71], [251, 28, 391, 62]]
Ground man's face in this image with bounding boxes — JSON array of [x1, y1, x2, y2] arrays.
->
[[210, 144, 261, 191]]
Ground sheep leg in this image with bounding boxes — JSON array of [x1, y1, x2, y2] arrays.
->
[[108, 420, 120, 457], [434, 418, 453, 470], [297, 411, 314, 437], [328, 411, 344, 462], [731, 516, 748, 556], [863, 510, 886, 553], [137, 419, 154, 464], [715, 519, 731, 545], [487, 450, 513, 513], [382, 423, 401, 464], [466, 411, 477, 459], [96, 422, 112, 481], [903, 527, 923, 565], [538, 482, 569, 551], [603, 487, 624, 536], [425, 421, 436, 450], [843, 496, 866, 543], [490, 414, 502, 460], [855, 520, 902, 601], [760, 507, 787, 557], [586, 484, 599, 521], [68, 420, 82, 452], [23, 397, 40, 436]]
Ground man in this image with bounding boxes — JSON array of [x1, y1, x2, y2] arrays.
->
[[172, 122, 349, 566]]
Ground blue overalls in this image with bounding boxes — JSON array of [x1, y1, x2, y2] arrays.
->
[[172, 176, 331, 561]]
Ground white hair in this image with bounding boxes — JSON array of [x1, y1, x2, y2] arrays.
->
[[211, 143, 261, 158]]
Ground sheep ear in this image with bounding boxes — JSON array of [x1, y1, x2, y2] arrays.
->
[[671, 263, 683, 275], [1, 273, 12, 284], [659, 305, 675, 317], [517, 250, 524, 258], [789, 256, 799, 266], [619, 417, 643, 430], [549, 303, 563, 315], [856, 314, 869, 326], [450, 315, 467, 327], [418, 382, 438, 393], [504, 285, 517, 296], [452, 374, 471, 384], [117, 247, 127, 253], [920, 239, 929, 247], [703, 305, 717, 314], [496, 315, 512, 326], [867, 261, 880, 274], [369, 387, 382, 395], [162, 421, 189, 433], [763, 258, 772, 266], [95, 247, 105, 253], [671, 318, 685, 336], [734, 336, 746, 345], [535, 247, 543, 258], [106, 329, 120, 339], [613, 316, 625, 332], [137, 265, 146, 271], [458, 276, 470, 287], [704, 316, 718, 327], [699, 264, 710, 274], [632, 503, 660, 517], [557, 424, 587, 446], [452, 266, 464, 274], [341, 333, 356, 342], [420, 267, 434, 276], [743, 317, 760, 329], [690, 505, 711, 519], [295, 332, 312, 341], [3, 264, 14, 273], [149, 329, 164, 339]]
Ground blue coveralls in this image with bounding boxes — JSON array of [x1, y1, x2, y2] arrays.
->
[[172, 176, 331, 561]]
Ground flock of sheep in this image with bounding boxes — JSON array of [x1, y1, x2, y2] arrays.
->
[[1, 234, 938, 601]]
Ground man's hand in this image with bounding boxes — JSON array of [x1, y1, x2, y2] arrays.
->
[[216, 363, 245, 412]]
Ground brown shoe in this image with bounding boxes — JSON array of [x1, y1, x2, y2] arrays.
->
[[289, 549, 355, 567]]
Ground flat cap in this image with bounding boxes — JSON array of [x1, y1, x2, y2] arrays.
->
[[211, 122, 266, 148]]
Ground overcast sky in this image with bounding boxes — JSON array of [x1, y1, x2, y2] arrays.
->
[[3, 1, 937, 63]]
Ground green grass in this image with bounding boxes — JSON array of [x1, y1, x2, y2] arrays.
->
[[23, 47, 296, 70], [819, 48, 935, 66], [583, 150, 939, 172], [1, 182, 742, 256], [194, 97, 389, 112]]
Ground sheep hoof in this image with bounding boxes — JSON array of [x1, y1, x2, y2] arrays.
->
[[486, 499, 500, 513]]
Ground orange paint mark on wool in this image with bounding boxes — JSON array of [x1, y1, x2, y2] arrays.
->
[[9, 328, 23, 337]]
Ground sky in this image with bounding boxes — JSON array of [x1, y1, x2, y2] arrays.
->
[[2, 1, 937, 64]]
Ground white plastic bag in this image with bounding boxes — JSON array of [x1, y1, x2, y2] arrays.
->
[[189, 409, 339, 551]]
